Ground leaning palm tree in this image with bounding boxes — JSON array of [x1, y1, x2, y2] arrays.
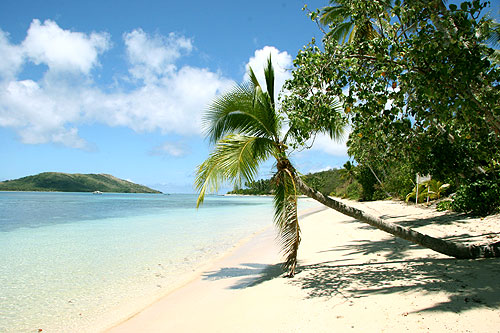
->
[[195, 56, 329, 276], [196, 56, 500, 278]]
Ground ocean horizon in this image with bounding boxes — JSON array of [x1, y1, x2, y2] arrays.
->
[[0, 191, 316, 332]]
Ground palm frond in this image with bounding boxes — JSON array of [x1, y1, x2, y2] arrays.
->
[[321, 99, 347, 141], [203, 80, 280, 144], [329, 21, 355, 44], [264, 56, 275, 106], [248, 66, 261, 90], [273, 166, 300, 276], [489, 49, 500, 65], [195, 134, 275, 207], [320, 4, 351, 26], [486, 21, 499, 48]]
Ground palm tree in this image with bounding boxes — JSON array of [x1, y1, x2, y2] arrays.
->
[[195, 56, 312, 276], [319, 0, 388, 43], [196, 56, 500, 277]]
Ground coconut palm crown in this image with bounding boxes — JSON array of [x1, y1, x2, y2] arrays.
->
[[319, 0, 386, 44], [195, 57, 309, 276]]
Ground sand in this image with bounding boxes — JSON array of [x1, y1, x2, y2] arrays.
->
[[107, 199, 500, 333]]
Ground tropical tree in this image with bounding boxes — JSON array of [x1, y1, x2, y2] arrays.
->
[[340, 161, 356, 185], [196, 55, 500, 277], [284, 0, 500, 209], [195, 57, 317, 276], [317, 0, 389, 43]]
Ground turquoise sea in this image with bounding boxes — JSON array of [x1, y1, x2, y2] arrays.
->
[[0, 192, 316, 332]]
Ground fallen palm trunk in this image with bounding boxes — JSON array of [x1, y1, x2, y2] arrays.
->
[[294, 175, 500, 259]]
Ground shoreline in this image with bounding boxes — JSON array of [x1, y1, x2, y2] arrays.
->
[[107, 199, 500, 332], [104, 202, 325, 332], [1, 193, 285, 332]]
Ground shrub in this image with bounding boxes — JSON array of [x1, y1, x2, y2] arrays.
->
[[406, 179, 450, 204], [436, 200, 452, 212], [451, 176, 500, 216]]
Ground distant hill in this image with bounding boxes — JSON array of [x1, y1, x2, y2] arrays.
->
[[0, 172, 161, 193], [228, 169, 349, 196]]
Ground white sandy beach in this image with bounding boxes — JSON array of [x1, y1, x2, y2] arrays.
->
[[107, 199, 500, 333]]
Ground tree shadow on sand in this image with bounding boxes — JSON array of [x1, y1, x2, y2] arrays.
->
[[291, 257, 500, 313], [335, 209, 499, 260], [319, 232, 500, 261], [291, 210, 500, 313], [354, 210, 474, 231], [202, 263, 284, 289], [202, 209, 500, 313]]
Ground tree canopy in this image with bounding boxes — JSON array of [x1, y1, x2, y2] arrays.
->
[[284, 0, 499, 214]]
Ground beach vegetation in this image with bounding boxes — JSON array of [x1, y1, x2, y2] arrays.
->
[[405, 179, 450, 204], [284, 0, 500, 215], [195, 57, 321, 276], [228, 167, 365, 199], [436, 200, 453, 212], [197, 53, 500, 277], [228, 179, 272, 195], [451, 170, 500, 216]]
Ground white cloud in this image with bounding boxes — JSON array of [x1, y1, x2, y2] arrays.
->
[[244, 46, 292, 99], [309, 132, 349, 157], [309, 165, 334, 173], [0, 30, 24, 79], [124, 29, 192, 82], [150, 140, 190, 157], [22, 19, 110, 73], [0, 25, 295, 152], [0, 22, 233, 148], [87, 66, 232, 134], [0, 79, 88, 148]]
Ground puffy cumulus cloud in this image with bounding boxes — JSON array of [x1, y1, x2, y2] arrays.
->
[[245, 46, 292, 99], [0, 23, 233, 149], [124, 29, 192, 82], [87, 66, 232, 134], [0, 79, 87, 148], [309, 165, 335, 173], [22, 19, 110, 73], [1, 24, 298, 151], [0, 30, 24, 79], [101, 30, 232, 134]]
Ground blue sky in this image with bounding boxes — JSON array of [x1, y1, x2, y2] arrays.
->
[[0, 0, 350, 193]]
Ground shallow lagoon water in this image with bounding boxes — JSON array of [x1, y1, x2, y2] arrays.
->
[[0, 192, 315, 332]]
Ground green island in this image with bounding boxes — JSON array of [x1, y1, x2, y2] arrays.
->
[[0, 172, 161, 193]]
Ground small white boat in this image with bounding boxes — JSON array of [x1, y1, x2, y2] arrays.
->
[[93, 191, 103, 195]]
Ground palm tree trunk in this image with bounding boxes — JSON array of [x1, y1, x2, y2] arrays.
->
[[294, 176, 500, 259], [366, 163, 392, 198]]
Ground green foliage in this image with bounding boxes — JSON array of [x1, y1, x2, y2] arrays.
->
[[356, 165, 377, 201], [381, 163, 414, 199], [333, 179, 362, 200], [229, 168, 362, 199], [451, 173, 500, 216], [436, 200, 452, 212], [228, 178, 272, 195], [302, 169, 344, 196], [195, 57, 304, 276], [405, 179, 450, 203], [284, 0, 500, 213], [0, 172, 161, 193]]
